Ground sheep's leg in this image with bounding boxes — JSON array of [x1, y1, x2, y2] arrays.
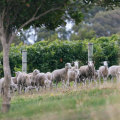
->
[[44, 85, 47, 90], [115, 73, 119, 83], [98, 75, 101, 85], [100, 72, 105, 84], [103, 76, 106, 84], [27, 86, 33, 94], [18, 84, 22, 94], [93, 76, 97, 86], [66, 78, 70, 87], [105, 77, 108, 83], [89, 77, 92, 86], [84, 79, 86, 86], [88, 78, 90, 85], [25, 86, 30, 93], [35, 86, 39, 92], [25, 87, 28, 93], [66, 80, 70, 87], [62, 80, 66, 89], [74, 78, 77, 88], [95, 79, 97, 86], [36, 84, 40, 92], [17, 85, 20, 94], [66, 72, 70, 87], [91, 78, 93, 84], [23, 86, 26, 93], [20, 85, 22, 94]]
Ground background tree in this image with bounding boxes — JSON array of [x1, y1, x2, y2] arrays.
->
[[70, 24, 96, 40], [70, 7, 120, 39], [91, 9, 120, 37]]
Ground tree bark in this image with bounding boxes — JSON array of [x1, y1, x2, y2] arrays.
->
[[1, 36, 11, 113]]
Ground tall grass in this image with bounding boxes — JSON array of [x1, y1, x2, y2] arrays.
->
[[0, 83, 120, 120]]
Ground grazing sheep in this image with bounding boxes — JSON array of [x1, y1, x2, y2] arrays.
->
[[0, 78, 17, 95], [67, 69, 80, 87], [34, 73, 52, 91], [46, 72, 52, 81], [98, 61, 109, 83], [17, 72, 31, 94], [32, 69, 40, 84], [108, 65, 120, 82], [28, 73, 34, 86], [52, 63, 71, 88], [79, 61, 96, 85]]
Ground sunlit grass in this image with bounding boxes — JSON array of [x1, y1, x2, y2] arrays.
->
[[1, 82, 120, 120]]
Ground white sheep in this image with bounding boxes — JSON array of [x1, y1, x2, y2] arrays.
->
[[108, 65, 120, 82], [46, 72, 52, 81], [0, 77, 18, 95], [79, 61, 96, 85], [17, 72, 31, 94], [98, 61, 109, 83], [52, 63, 71, 88], [67, 69, 80, 87], [34, 73, 52, 91]]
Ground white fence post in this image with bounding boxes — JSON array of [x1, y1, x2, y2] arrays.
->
[[88, 43, 93, 62], [22, 50, 27, 73]]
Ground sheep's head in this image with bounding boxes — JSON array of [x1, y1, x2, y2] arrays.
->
[[88, 61, 94, 67], [33, 69, 40, 76], [103, 61, 108, 67], [65, 63, 71, 69], [74, 61, 79, 69]]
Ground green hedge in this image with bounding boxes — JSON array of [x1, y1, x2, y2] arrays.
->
[[0, 35, 119, 77]]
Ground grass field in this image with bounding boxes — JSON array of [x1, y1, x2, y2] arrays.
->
[[1, 82, 120, 120]]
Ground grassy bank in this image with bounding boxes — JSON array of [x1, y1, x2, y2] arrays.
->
[[0, 83, 120, 120]]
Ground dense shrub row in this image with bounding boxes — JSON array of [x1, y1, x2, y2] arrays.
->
[[0, 35, 119, 77]]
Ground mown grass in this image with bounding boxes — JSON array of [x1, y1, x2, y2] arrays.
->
[[0, 83, 120, 120]]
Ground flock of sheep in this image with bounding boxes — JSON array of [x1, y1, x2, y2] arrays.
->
[[0, 61, 120, 95]]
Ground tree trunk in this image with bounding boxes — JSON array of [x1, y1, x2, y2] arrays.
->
[[1, 40, 11, 113]]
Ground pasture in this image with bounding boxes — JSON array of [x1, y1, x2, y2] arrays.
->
[[1, 82, 120, 120]]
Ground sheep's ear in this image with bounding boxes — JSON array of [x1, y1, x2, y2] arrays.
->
[[93, 61, 95, 64]]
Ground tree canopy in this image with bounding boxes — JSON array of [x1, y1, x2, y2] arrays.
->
[[0, 0, 84, 37]]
